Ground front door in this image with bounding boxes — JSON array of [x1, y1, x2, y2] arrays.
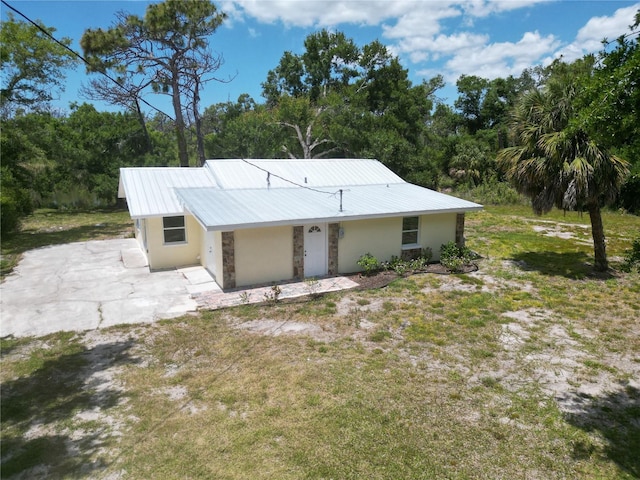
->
[[304, 223, 327, 277]]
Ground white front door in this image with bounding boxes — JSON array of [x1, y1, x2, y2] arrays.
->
[[304, 223, 327, 277], [206, 231, 217, 278]]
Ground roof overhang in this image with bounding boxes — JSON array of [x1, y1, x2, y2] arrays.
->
[[175, 184, 483, 232]]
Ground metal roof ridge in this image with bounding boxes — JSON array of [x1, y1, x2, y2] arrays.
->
[[174, 182, 410, 192]]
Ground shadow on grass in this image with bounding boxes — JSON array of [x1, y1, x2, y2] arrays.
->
[[1, 340, 138, 478], [562, 384, 640, 478], [510, 251, 600, 279]]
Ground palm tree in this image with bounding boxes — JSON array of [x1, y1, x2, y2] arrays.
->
[[497, 74, 629, 272]]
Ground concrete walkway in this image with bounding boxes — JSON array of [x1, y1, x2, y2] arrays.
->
[[194, 276, 359, 310], [1, 239, 359, 338]]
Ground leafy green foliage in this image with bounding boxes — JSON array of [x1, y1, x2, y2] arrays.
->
[[621, 238, 640, 273], [0, 14, 78, 115], [357, 253, 381, 276], [440, 241, 474, 273]]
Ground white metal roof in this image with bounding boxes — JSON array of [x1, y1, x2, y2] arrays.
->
[[119, 159, 483, 225], [203, 158, 404, 189], [176, 183, 482, 231], [118, 166, 216, 218]]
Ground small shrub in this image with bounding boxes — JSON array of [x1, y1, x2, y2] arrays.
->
[[357, 253, 381, 276], [621, 238, 640, 273], [304, 277, 321, 297], [440, 241, 474, 273], [263, 285, 282, 305]]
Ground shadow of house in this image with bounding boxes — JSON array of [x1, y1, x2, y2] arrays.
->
[[561, 383, 640, 478], [1, 340, 139, 478]]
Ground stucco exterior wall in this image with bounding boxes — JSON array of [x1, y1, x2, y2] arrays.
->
[[419, 213, 457, 261], [337, 213, 459, 272], [146, 215, 202, 270], [338, 217, 403, 273], [234, 226, 293, 287]]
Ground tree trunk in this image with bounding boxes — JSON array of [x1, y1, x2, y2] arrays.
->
[[587, 203, 608, 272], [134, 99, 153, 155], [171, 74, 189, 167], [192, 80, 206, 166]]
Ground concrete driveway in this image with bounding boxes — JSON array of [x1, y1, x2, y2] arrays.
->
[[0, 239, 220, 338]]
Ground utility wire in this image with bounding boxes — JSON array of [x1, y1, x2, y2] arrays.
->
[[239, 158, 342, 196], [1, 0, 174, 120]]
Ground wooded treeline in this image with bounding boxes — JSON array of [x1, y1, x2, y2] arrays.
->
[[1, 2, 638, 240]]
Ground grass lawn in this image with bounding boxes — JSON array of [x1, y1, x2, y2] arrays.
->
[[1, 206, 639, 479]]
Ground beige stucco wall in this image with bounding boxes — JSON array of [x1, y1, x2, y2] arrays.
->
[[338, 217, 403, 273], [146, 215, 203, 270], [234, 226, 293, 287], [419, 213, 457, 261], [337, 213, 459, 272]]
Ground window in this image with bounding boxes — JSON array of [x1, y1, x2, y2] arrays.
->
[[163, 216, 186, 244], [402, 216, 419, 245], [308, 226, 321, 233]]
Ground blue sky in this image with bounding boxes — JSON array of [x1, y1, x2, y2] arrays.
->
[[3, 0, 639, 116]]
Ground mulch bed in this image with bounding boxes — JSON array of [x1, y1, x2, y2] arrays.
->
[[348, 263, 478, 289]]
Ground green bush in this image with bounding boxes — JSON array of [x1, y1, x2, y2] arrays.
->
[[357, 253, 381, 276], [619, 174, 640, 214], [0, 167, 33, 239], [458, 179, 525, 206], [621, 238, 640, 273], [440, 241, 474, 273]]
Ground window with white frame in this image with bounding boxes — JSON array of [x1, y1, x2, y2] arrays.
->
[[163, 216, 186, 244], [402, 216, 419, 246]]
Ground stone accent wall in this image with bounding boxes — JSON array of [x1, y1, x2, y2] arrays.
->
[[221, 231, 236, 289], [328, 223, 339, 275], [455, 213, 465, 247], [292, 226, 304, 279]]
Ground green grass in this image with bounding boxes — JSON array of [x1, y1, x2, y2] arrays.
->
[[2, 206, 640, 479]]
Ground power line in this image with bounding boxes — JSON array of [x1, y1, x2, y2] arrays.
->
[[1, 0, 174, 120], [239, 158, 342, 196]]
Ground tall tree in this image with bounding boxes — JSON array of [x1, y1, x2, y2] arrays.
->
[[498, 66, 629, 272], [81, 0, 227, 166], [0, 13, 77, 116]]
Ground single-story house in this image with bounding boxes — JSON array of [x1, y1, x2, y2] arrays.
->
[[118, 159, 482, 289]]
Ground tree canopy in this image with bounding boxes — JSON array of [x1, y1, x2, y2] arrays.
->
[[0, 13, 78, 117]]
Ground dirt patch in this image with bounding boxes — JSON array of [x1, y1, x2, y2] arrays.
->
[[497, 308, 639, 415], [234, 319, 336, 342]]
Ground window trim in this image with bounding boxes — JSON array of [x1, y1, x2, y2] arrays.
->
[[163, 215, 187, 245], [401, 216, 420, 248]]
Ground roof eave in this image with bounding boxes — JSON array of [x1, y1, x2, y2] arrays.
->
[[202, 206, 484, 231]]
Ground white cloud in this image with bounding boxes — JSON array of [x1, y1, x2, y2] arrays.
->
[[436, 30, 559, 81], [225, 0, 639, 89], [553, 3, 640, 62], [228, 0, 424, 28], [461, 0, 551, 18]]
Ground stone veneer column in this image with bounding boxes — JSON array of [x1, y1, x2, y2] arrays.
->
[[455, 213, 465, 247], [221, 231, 236, 289], [328, 223, 339, 275], [292, 226, 304, 279]]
